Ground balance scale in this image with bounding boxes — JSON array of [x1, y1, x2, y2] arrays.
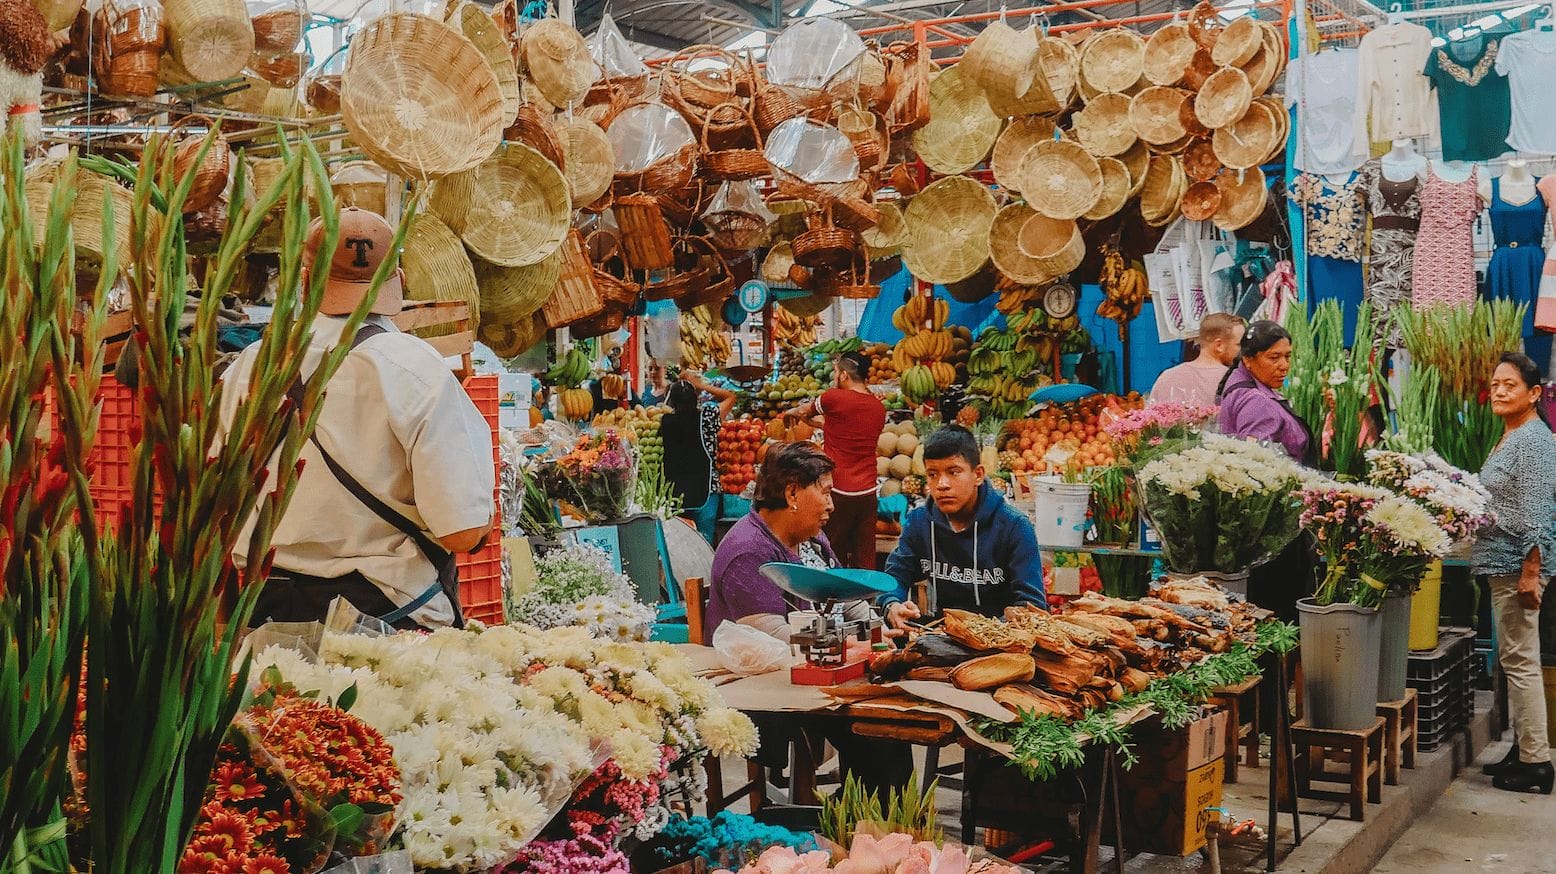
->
[[758, 563, 896, 685]]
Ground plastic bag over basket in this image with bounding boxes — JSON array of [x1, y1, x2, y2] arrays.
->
[[764, 118, 859, 191], [248, 0, 307, 56], [766, 17, 865, 90], [607, 103, 695, 174], [703, 179, 775, 251], [588, 12, 649, 81]]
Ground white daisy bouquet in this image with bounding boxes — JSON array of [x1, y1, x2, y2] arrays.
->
[[1136, 433, 1308, 575], [1349, 496, 1452, 607], [1364, 450, 1493, 545], [513, 544, 656, 641]]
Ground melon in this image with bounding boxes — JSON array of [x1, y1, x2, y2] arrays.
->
[[880, 478, 902, 497], [877, 456, 891, 477], [877, 433, 899, 457], [896, 433, 919, 456], [911, 445, 926, 476], [889, 454, 913, 479], [893, 420, 917, 437]]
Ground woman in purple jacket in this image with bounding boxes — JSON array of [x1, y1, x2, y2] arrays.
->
[[1217, 320, 1316, 620]]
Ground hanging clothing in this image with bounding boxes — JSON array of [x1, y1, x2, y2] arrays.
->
[[1535, 176, 1556, 335], [1286, 49, 1366, 176], [1290, 171, 1366, 346], [1357, 160, 1423, 345], [1412, 166, 1481, 310], [1495, 29, 1556, 156], [1423, 36, 1512, 163], [1484, 176, 1547, 338], [1353, 23, 1438, 156]]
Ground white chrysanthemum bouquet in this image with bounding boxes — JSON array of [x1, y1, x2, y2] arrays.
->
[[513, 543, 657, 640]]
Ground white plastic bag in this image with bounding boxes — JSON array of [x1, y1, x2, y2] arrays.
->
[[320, 852, 413, 874], [712, 620, 791, 676]]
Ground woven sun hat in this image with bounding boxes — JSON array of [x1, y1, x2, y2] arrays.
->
[[442, 141, 571, 267], [1139, 153, 1183, 223], [1084, 156, 1130, 220], [401, 213, 481, 335], [521, 17, 600, 107], [1211, 15, 1263, 67], [1143, 21, 1196, 86], [342, 13, 504, 179], [1213, 99, 1280, 170], [448, 1, 521, 125], [862, 200, 906, 258], [1080, 28, 1145, 94], [1072, 92, 1136, 157], [474, 246, 563, 325], [163, 0, 254, 82], [1018, 138, 1102, 220], [1213, 166, 1267, 231], [992, 116, 1058, 189], [1118, 139, 1150, 196], [911, 65, 1002, 174], [1038, 35, 1080, 108], [1180, 179, 1222, 221], [558, 116, 614, 206], [1184, 137, 1221, 181], [1194, 66, 1252, 130], [989, 202, 1056, 285], [1129, 86, 1190, 145], [902, 174, 997, 284], [1016, 212, 1084, 276]]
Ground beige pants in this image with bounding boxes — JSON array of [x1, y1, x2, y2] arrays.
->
[[1491, 574, 1551, 764]]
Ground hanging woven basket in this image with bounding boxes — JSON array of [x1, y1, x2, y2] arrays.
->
[[520, 17, 599, 107], [1143, 21, 1196, 86], [1079, 28, 1145, 94], [902, 174, 996, 285], [445, 141, 571, 268], [991, 116, 1059, 191], [700, 101, 767, 182], [474, 245, 561, 326], [615, 193, 675, 270], [1212, 167, 1267, 232], [989, 202, 1056, 286], [447, 1, 521, 125], [911, 65, 1001, 175], [167, 116, 232, 214], [1072, 92, 1137, 157], [586, 230, 641, 308], [164, 0, 254, 82], [558, 117, 614, 207], [1016, 138, 1102, 221], [1016, 213, 1084, 276], [1194, 66, 1252, 130], [542, 229, 607, 329], [402, 213, 481, 336], [1083, 156, 1131, 221]]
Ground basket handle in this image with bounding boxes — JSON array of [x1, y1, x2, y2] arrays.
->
[[699, 99, 762, 152]]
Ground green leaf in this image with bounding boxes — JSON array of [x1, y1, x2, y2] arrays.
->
[[336, 682, 358, 713], [329, 803, 364, 838]]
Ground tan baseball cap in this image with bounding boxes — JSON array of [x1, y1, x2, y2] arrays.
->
[[302, 207, 404, 316]]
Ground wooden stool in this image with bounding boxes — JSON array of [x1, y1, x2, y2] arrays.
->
[[1290, 717, 1385, 822], [1375, 688, 1419, 786], [1209, 676, 1261, 784]]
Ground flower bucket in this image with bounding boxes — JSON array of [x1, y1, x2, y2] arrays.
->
[[1031, 476, 1091, 548], [1409, 559, 1443, 651], [1296, 598, 1382, 730], [1377, 590, 1411, 702]]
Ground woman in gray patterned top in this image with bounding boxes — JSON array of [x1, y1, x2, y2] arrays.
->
[[1473, 352, 1556, 795]]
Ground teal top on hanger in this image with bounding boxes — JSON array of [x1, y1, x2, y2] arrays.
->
[[1423, 34, 1513, 163]]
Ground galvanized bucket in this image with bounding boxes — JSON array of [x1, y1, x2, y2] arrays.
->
[[1377, 591, 1412, 702], [1296, 598, 1382, 730]]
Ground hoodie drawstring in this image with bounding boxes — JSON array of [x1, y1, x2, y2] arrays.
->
[[972, 521, 980, 606]]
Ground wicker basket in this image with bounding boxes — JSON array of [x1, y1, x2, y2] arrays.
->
[[642, 243, 711, 302], [94, 0, 165, 98], [700, 101, 767, 181], [449, 1, 521, 125], [661, 46, 755, 147], [168, 117, 232, 214], [1194, 66, 1251, 130], [1016, 213, 1084, 276], [521, 17, 599, 107], [506, 102, 566, 172], [613, 130, 698, 193], [558, 117, 614, 207], [793, 209, 861, 270], [902, 174, 996, 285], [1139, 154, 1185, 224], [1016, 139, 1102, 221], [1079, 28, 1145, 94], [911, 65, 1001, 175], [1183, 138, 1221, 182], [1038, 35, 1079, 109], [705, 207, 772, 252], [1130, 86, 1190, 146], [883, 40, 930, 134], [250, 4, 301, 55], [677, 237, 735, 310], [541, 229, 606, 328], [989, 202, 1055, 286], [587, 230, 640, 307], [570, 303, 627, 339], [962, 19, 1057, 117], [402, 213, 482, 336], [1212, 100, 1279, 170], [762, 242, 797, 284], [252, 48, 308, 88], [474, 245, 561, 325], [1181, 180, 1222, 221], [342, 13, 504, 179], [1212, 166, 1267, 232], [991, 116, 1057, 190], [615, 193, 675, 270], [27, 167, 135, 278], [1143, 21, 1196, 86], [449, 141, 571, 267], [1084, 156, 1131, 221], [164, 0, 254, 82], [754, 81, 804, 134], [331, 160, 388, 215], [860, 200, 905, 258], [837, 106, 887, 171], [1073, 92, 1137, 157], [478, 310, 547, 357], [1211, 15, 1262, 67]]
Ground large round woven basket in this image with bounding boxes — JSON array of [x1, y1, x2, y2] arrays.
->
[[1016, 213, 1084, 276], [1143, 21, 1196, 86], [1184, 138, 1221, 181], [521, 17, 599, 107], [1212, 100, 1280, 170], [1073, 92, 1137, 157], [164, 0, 253, 82], [558, 117, 614, 206], [1119, 139, 1150, 196], [342, 13, 504, 179], [474, 245, 562, 325], [402, 213, 481, 335], [1211, 15, 1262, 67], [1181, 180, 1222, 221], [449, 1, 521, 125], [1240, 42, 1277, 98], [989, 202, 1055, 286], [963, 20, 1058, 117], [992, 116, 1058, 189], [478, 310, 547, 357], [1038, 36, 1079, 108], [1130, 86, 1190, 146], [1084, 156, 1131, 220], [1017, 138, 1102, 221], [1194, 66, 1252, 130], [1139, 154, 1184, 224], [862, 200, 906, 258], [26, 167, 135, 277], [902, 174, 996, 285], [911, 65, 1001, 175], [1256, 95, 1289, 163], [449, 141, 571, 267], [1079, 28, 1145, 94], [1213, 167, 1267, 231]]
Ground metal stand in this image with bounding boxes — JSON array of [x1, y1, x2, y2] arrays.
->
[[1268, 651, 1302, 872]]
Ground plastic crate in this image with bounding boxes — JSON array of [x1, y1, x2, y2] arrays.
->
[[458, 536, 506, 626], [1408, 627, 1476, 681], [87, 376, 144, 524]]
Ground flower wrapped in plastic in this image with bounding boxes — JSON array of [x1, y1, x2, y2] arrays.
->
[[1364, 449, 1494, 544], [1101, 402, 1219, 469], [541, 430, 636, 523], [512, 543, 656, 640]]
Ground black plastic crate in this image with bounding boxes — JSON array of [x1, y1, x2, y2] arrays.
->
[[1409, 628, 1476, 682]]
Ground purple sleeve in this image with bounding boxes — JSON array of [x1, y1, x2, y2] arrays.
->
[[1220, 391, 1286, 444], [708, 525, 791, 625]]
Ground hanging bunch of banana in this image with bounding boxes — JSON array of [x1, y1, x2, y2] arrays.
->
[[996, 276, 1047, 315], [770, 306, 821, 348], [1098, 243, 1149, 336], [680, 304, 732, 371]]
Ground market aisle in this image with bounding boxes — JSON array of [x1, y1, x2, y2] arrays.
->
[[1373, 741, 1556, 874]]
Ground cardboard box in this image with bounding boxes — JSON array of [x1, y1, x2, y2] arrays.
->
[[1113, 710, 1229, 856]]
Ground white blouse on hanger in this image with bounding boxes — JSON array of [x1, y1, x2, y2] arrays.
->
[[1286, 48, 1365, 176], [1352, 22, 1439, 156], [1496, 29, 1556, 155]]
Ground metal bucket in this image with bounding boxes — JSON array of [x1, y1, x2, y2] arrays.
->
[[1377, 591, 1411, 702], [1297, 598, 1382, 730]]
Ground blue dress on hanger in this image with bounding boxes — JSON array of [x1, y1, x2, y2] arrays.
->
[[1290, 172, 1365, 346], [1483, 177, 1546, 333]]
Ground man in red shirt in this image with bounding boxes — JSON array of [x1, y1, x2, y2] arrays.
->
[[787, 351, 887, 569]]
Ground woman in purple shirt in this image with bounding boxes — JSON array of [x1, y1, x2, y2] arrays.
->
[[1216, 321, 1316, 621]]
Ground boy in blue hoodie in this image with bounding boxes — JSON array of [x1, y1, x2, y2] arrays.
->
[[881, 426, 1047, 634]]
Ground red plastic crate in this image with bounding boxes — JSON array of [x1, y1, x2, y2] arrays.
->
[[87, 376, 149, 526], [456, 373, 506, 624]]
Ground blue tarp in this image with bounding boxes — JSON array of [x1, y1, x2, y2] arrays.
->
[[858, 266, 1006, 344]]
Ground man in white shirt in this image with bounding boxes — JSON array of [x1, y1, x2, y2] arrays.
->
[[220, 208, 496, 630], [1148, 312, 1246, 408]]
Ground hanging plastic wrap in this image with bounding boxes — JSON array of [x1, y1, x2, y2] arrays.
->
[[247, 0, 306, 54], [702, 179, 776, 252], [586, 12, 647, 82], [643, 300, 684, 365], [765, 17, 865, 91], [606, 102, 694, 174], [304, 44, 348, 114], [764, 117, 859, 196]]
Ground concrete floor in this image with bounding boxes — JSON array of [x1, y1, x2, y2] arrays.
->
[[1373, 740, 1556, 874]]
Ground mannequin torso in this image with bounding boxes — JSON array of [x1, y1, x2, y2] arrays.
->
[[1381, 139, 1429, 181], [1434, 160, 1476, 184], [1488, 159, 1539, 206]]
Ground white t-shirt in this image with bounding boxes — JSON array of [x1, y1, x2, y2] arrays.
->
[[219, 314, 496, 628], [1495, 29, 1556, 155], [1286, 49, 1365, 176]]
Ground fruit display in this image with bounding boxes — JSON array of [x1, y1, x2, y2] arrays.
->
[[592, 406, 666, 465], [875, 419, 926, 498], [997, 393, 1144, 475], [716, 418, 768, 495], [889, 297, 972, 383], [545, 343, 596, 421], [770, 306, 820, 348], [777, 348, 810, 379], [968, 322, 1055, 421], [863, 342, 898, 383], [744, 373, 824, 420], [1097, 244, 1150, 335], [680, 303, 733, 371]]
